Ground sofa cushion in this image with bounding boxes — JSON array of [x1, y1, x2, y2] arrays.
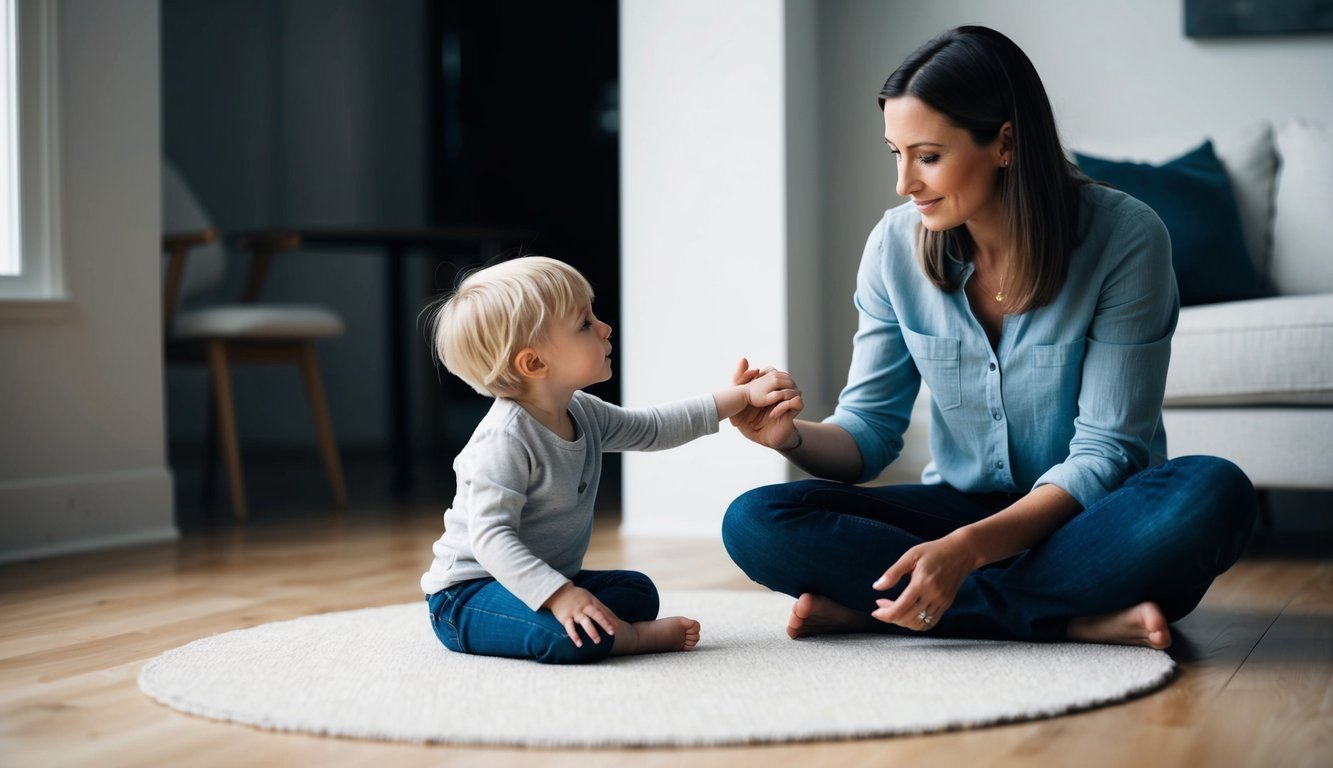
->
[[1162, 407, 1333, 490], [1076, 141, 1268, 306], [1072, 122, 1276, 276], [1272, 120, 1333, 295], [1164, 293, 1333, 405]]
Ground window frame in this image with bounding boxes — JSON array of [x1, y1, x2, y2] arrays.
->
[[0, 0, 65, 314]]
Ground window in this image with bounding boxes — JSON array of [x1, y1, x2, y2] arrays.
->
[[0, 0, 62, 304], [1, 0, 18, 276]]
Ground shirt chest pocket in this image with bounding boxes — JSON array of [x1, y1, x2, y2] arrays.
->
[[902, 329, 962, 410], [1034, 337, 1087, 368]]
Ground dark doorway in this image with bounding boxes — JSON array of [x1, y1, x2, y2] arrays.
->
[[426, 1, 622, 511]]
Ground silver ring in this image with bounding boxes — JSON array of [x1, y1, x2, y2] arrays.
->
[[917, 609, 932, 624]]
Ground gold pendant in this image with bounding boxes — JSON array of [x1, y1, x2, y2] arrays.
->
[[994, 291, 1004, 302]]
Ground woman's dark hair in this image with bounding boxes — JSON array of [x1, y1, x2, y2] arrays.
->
[[879, 26, 1084, 313]]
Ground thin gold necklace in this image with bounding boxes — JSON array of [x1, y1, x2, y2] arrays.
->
[[978, 261, 1008, 302]]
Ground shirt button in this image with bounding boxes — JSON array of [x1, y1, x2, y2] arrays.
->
[[995, 461, 1004, 469], [988, 362, 997, 371], [993, 411, 1002, 421]]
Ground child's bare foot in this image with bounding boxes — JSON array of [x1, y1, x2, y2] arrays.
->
[[787, 593, 877, 639], [1067, 601, 1172, 649], [610, 616, 701, 655]]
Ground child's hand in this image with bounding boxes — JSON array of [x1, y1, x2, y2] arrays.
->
[[542, 583, 619, 647], [742, 366, 801, 409], [728, 358, 804, 450], [729, 358, 763, 430]]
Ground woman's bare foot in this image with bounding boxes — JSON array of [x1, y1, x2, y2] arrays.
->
[[787, 593, 877, 639], [610, 616, 701, 655], [1067, 602, 1172, 649]]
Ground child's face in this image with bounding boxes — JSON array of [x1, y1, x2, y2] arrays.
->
[[537, 303, 613, 390]]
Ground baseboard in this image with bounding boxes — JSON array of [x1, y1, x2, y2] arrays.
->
[[0, 466, 179, 564]]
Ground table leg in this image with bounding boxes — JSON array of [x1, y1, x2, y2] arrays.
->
[[388, 245, 412, 495]]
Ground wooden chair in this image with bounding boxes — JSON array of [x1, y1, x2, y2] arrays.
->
[[161, 162, 346, 519]]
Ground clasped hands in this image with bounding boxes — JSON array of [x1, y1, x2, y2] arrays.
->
[[729, 358, 804, 449]]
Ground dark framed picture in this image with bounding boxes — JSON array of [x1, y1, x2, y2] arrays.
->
[[1185, 0, 1333, 37]]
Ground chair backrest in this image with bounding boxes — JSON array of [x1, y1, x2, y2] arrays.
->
[[161, 158, 225, 300]]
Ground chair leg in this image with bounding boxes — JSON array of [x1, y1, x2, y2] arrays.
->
[[299, 343, 347, 507], [206, 341, 248, 520], [201, 385, 218, 503]]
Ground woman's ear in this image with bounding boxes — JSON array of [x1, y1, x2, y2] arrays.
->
[[998, 120, 1015, 166], [513, 348, 548, 380]]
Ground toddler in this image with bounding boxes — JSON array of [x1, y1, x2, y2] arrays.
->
[[420, 256, 801, 663]]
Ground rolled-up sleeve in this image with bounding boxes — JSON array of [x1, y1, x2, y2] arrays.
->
[[825, 218, 921, 483], [1035, 207, 1179, 509]]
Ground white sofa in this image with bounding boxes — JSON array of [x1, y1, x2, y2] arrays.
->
[[1148, 121, 1333, 492], [878, 120, 1333, 495]]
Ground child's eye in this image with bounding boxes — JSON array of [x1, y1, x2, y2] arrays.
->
[[580, 320, 593, 331]]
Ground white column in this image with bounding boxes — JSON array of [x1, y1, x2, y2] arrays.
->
[[619, 0, 815, 537]]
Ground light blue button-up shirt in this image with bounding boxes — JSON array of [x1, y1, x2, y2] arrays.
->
[[825, 183, 1178, 510]]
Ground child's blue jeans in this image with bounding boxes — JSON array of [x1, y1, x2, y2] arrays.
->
[[722, 455, 1257, 641], [426, 569, 660, 664]]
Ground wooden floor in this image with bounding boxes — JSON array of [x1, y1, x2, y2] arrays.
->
[[2, 499, 1331, 768]]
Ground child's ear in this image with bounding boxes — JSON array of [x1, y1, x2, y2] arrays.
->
[[513, 347, 548, 380]]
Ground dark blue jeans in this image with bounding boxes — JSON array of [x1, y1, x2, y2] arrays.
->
[[721, 455, 1257, 641], [426, 569, 660, 664]]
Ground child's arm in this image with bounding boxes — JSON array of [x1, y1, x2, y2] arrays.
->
[[580, 359, 803, 454], [455, 431, 578, 612]]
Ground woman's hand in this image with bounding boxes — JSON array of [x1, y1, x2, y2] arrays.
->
[[729, 358, 804, 449], [542, 583, 619, 647], [870, 531, 982, 632]]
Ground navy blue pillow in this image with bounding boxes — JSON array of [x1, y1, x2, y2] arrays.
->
[[1075, 141, 1268, 306]]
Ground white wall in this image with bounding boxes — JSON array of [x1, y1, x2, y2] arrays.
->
[[0, 0, 175, 562], [620, 0, 816, 536]]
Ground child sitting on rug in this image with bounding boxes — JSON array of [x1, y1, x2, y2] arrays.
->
[[420, 256, 802, 664]]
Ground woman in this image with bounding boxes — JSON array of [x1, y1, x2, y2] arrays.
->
[[723, 26, 1256, 649]]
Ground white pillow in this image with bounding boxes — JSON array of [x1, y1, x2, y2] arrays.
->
[[1272, 120, 1333, 295], [1072, 122, 1277, 276]]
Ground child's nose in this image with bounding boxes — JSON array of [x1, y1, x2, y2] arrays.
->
[[601, 321, 613, 339]]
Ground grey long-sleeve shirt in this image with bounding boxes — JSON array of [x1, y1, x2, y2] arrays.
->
[[420, 390, 718, 610]]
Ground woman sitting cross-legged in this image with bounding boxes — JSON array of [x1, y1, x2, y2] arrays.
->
[[723, 25, 1258, 650]]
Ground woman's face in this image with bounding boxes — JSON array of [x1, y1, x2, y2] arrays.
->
[[882, 96, 1009, 233]]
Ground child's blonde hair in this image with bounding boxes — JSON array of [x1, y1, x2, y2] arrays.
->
[[430, 256, 594, 398]]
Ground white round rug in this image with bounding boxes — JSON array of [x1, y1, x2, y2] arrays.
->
[[138, 589, 1174, 747]]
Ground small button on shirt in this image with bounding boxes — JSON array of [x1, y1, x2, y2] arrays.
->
[[825, 184, 1178, 510]]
